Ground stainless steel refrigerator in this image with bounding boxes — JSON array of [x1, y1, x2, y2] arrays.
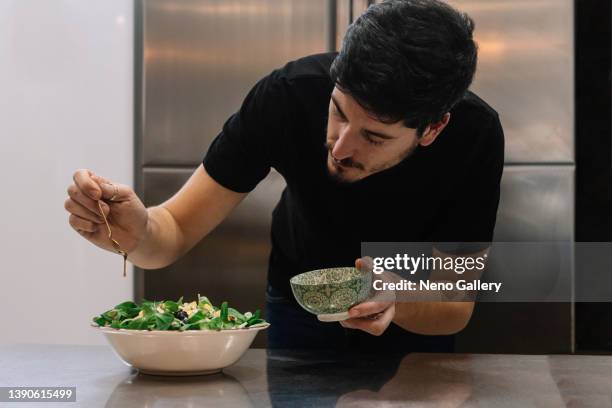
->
[[134, 0, 575, 351]]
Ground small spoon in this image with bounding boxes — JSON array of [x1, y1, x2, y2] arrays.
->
[[97, 201, 128, 277]]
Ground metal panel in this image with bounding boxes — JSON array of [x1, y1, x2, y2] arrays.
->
[[444, 1, 576, 353], [335, 0, 351, 49], [334, 0, 371, 50], [141, 168, 286, 347], [494, 165, 574, 241], [447, 0, 574, 163], [142, 0, 328, 166], [456, 166, 574, 353]]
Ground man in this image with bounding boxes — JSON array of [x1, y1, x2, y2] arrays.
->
[[65, 0, 504, 351]]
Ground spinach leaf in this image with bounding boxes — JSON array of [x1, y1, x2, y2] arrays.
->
[[198, 295, 213, 310], [220, 301, 229, 322], [114, 301, 141, 318], [207, 317, 223, 331], [138, 301, 174, 330], [163, 300, 179, 314], [248, 319, 266, 326], [126, 318, 151, 330], [228, 308, 246, 323], [186, 310, 205, 324], [154, 313, 174, 330], [247, 309, 261, 325]]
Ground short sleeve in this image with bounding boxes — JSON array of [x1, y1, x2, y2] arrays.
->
[[430, 114, 505, 246], [203, 70, 286, 193]]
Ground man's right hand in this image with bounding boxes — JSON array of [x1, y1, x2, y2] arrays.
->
[[65, 169, 148, 255]]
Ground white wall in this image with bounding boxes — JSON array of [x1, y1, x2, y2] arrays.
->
[[0, 0, 134, 345]]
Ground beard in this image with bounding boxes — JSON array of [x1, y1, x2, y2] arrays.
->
[[324, 140, 419, 184]]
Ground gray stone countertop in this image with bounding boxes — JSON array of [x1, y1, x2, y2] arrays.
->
[[1, 344, 611, 407]]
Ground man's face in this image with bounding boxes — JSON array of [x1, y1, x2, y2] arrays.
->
[[325, 87, 421, 183]]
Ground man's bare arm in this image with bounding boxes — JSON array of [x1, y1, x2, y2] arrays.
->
[[392, 247, 486, 335], [128, 165, 246, 269]]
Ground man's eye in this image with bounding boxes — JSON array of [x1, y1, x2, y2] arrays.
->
[[366, 136, 384, 146], [332, 109, 346, 121]]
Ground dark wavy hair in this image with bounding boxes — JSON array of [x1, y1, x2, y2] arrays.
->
[[330, 0, 478, 136]]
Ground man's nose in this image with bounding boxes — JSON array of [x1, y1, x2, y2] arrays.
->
[[332, 127, 358, 160]]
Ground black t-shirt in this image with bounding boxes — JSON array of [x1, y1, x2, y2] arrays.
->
[[204, 52, 505, 298]]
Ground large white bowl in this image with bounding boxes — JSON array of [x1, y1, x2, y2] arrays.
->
[[94, 324, 269, 376]]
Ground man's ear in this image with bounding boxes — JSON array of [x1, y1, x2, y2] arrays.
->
[[418, 113, 451, 147]]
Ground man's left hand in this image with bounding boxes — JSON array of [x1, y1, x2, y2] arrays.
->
[[339, 257, 396, 336]]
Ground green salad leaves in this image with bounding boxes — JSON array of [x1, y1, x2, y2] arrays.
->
[[92, 295, 267, 331]]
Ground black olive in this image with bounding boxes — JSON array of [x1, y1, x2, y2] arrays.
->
[[174, 310, 188, 321]]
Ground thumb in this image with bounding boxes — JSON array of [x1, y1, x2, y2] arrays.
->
[[97, 180, 132, 203], [355, 256, 374, 273]]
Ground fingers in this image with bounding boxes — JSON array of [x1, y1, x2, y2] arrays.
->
[[355, 256, 373, 272], [73, 169, 102, 201], [340, 303, 395, 336], [67, 183, 109, 219], [64, 198, 105, 224], [344, 258, 398, 336], [348, 299, 393, 319], [95, 180, 131, 203], [68, 213, 100, 233]]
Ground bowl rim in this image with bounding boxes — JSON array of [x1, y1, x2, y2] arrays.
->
[[92, 322, 269, 334], [290, 266, 369, 286]]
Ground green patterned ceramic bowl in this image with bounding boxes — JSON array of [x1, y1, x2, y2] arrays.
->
[[290, 267, 372, 322]]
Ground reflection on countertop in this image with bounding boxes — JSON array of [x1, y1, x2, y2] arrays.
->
[[1, 344, 612, 407], [106, 372, 253, 407]]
